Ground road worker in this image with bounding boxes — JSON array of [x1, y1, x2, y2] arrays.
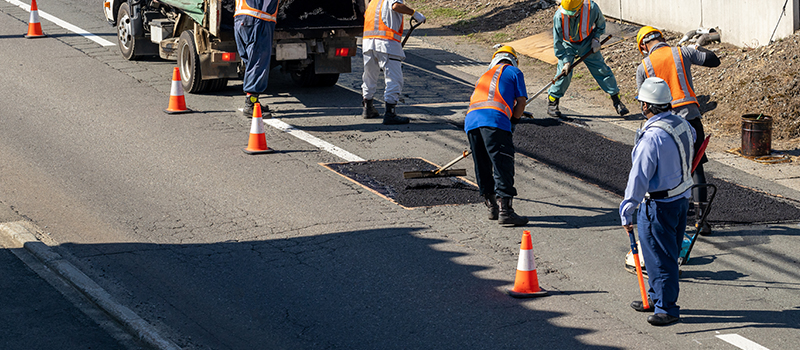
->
[[234, 0, 279, 118], [548, 0, 628, 118], [636, 25, 721, 235], [361, 0, 425, 125], [620, 77, 696, 326], [465, 46, 528, 227]]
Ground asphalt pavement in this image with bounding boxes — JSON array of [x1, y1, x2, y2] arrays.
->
[[1, 1, 800, 349]]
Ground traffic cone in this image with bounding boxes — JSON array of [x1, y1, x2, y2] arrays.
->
[[25, 0, 46, 38], [507, 230, 548, 298], [242, 103, 274, 154], [164, 67, 191, 114]]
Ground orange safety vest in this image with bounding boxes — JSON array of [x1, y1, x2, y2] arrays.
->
[[643, 46, 699, 108], [363, 0, 403, 42], [561, 0, 592, 43], [234, 0, 279, 22], [467, 64, 513, 118]]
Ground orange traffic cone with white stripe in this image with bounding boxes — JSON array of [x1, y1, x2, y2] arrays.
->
[[164, 67, 191, 114], [25, 0, 46, 38], [507, 230, 548, 298], [242, 103, 274, 154]]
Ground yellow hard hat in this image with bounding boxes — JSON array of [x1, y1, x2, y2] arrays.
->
[[490, 45, 519, 67], [636, 26, 663, 55], [493, 45, 518, 60], [560, 0, 584, 16]]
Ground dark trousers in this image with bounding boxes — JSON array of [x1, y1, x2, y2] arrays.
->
[[467, 127, 517, 198], [688, 118, 708, 202], [234, 16, 275, 94], [638, 197, 688, 317]]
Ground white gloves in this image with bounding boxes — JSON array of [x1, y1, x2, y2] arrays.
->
[[591, 38, 601, 53], [412, 11, 426, 23], [560, 62, 571, 76]]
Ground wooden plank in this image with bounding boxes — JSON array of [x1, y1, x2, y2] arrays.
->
[[505, 32, 558, 65]]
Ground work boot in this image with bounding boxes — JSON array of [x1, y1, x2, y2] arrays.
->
[[547, 95, 562, 117], [382, 103, 409, 125], [362, 99, 380, 119], [484, 193, 499, 220], [611, 94, 629, 116], [497, 197, 528, 227], [694, 202, 712, 235], [243, 94, 272, 119]]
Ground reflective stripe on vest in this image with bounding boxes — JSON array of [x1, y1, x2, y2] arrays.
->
[[467, 65, 513, 118], [234, 0, 278, 22], [643, 46, 699, 108], [363, 0, 403, 42], [639, 115, 695, 199], [561, 0, 592, 43]]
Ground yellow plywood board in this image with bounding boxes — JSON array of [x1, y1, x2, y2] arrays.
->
[[505, 32, 558, 65]]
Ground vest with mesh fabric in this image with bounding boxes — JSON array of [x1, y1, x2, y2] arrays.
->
[[234, 0, 279, 22], [561, 0, 592, 43], [467, 64, 514, 119], [363, 0, 403, 42], [643, 46, 699, 108]]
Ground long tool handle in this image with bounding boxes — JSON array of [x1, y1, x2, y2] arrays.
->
[[526, 35, 613, 105], [435, 150, 471, 175], [627, 229, 650, 310], [691, 134, 711, 174], [401, 18, 423, 47]]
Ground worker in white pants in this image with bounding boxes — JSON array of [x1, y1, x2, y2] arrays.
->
[[361, 0, 425, 125], [361, 51, 403, 117]]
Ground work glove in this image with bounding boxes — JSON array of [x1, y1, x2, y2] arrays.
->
[[412, 11, 426, 23], [560, 62, 571, 76], [591, 38, 601, 53]]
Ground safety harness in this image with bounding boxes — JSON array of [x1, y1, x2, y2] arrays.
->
[[636, 114, 695, 199]]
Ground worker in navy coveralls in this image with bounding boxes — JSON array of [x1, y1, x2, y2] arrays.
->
[[234, 0, 279, 118], [620, 77, 696, 326], [465, 46, 528, 227]]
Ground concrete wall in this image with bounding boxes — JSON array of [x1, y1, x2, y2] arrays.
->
[[593, 0, 799, 47]]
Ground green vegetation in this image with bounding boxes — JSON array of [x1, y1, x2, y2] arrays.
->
[[430, 8, 468, 19]]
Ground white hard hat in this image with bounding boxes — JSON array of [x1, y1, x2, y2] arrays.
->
[[636, 77, 672, 105]]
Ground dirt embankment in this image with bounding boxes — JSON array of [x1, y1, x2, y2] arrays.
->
[[407, 0, 800, 151]]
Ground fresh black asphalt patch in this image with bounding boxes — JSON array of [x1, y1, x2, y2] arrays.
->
[[513, 118, 800, 225], [324, 158, 481, 209]]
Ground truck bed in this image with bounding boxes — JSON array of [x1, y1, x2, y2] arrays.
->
[[277, 0, 365, 30]]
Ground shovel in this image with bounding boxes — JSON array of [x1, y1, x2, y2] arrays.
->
[[404, 150, 471, 179], [401, 18, 423, 47]]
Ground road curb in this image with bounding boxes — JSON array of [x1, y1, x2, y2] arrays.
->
[[0, 221, 182, 350]]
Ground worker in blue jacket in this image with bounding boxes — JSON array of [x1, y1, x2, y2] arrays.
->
[[620, 77, 696, 326], [465, 46, 528, 227], [548, 0, 628, 118], [234, 0, 279, 118]]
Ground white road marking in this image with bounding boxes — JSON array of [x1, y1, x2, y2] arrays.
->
[[6, 0, 116, 47], [263, 119, 365, 162], [716, 334, 770, 350]]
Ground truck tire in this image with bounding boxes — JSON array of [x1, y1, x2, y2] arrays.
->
[[116, 3, 152, 60], [177, 30, 209, 93], [290, 65, 340, 87]]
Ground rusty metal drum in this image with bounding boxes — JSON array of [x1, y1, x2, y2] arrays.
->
[[741, 114, 772, 156]]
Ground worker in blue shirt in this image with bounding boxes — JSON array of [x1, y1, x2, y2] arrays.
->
[[620, 77, 696, 326], [548, 0, 628, 118], [465, 46, 528, 227]]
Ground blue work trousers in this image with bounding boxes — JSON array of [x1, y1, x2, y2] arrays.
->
[[638, 197, 688, 317], [467, 127, 517, 198], [548, 44, 619, 99], [234, 16, 275, 94]]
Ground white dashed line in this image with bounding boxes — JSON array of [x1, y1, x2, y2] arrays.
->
[[716, 334, 770, 350], [6, 0, 116, 47]]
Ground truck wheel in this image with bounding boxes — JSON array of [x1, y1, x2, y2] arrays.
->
[[177, 30, 209, 93], [290, 65, 339, 87], [116, 3, 147, 60]]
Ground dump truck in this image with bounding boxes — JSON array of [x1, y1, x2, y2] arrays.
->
[[103, 0, 365, 92]]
